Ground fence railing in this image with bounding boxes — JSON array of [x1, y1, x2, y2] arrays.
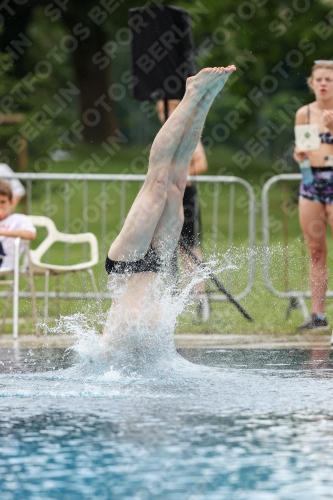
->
[[0, 173, 256, 302], [262, 173, 333, 302]]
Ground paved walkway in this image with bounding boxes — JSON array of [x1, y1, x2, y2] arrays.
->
[[0, 333, 332, 349]]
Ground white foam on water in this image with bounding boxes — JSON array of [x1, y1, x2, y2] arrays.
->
[[0, 243, 314, 400], [68, 253, 230, 379], [4, 251, 233, 396], [2, 246, 297, 400]]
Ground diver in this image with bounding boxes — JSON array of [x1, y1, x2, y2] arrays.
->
[[103, 66, 236, 341]]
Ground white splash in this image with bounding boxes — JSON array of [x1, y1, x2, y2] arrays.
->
[[49, 252, 234, 379]]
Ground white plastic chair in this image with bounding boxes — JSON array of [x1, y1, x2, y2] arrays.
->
[[28, 216, 100, 327], [0, 238, 39, 338]]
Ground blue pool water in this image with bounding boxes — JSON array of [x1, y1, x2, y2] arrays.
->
[[0, 346, 333, 499]]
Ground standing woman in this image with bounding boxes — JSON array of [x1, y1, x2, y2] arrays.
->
[[294, 61, 333, 330]]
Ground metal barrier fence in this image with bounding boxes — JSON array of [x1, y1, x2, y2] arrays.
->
[[0, 173, 256, 302], [262, 174, 333, 317]]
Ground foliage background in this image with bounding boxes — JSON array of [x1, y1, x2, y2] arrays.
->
[[0, 0, 332, 168], [1, 0, 333, 332]]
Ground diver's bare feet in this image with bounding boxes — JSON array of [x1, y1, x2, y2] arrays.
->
[[204, 65, 236, 98], [186, 66, 236, 96], [218, 65, 236, 83], [186, 67, 221, 94], [211, 66, 236, 89]]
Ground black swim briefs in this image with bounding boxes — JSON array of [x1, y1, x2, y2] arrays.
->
[[105, 245, 162, 274]]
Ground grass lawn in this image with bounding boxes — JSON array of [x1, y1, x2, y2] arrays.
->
[[2, 144, 333, 336]]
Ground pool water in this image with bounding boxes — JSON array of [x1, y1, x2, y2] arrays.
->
[[0, 346, 333, 500]]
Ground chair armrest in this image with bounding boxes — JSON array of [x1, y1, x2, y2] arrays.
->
[[31, 231, 99, 268]]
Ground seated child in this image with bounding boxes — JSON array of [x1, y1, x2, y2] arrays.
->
[[0, 180, 36, 270]]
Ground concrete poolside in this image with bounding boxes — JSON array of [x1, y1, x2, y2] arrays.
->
[[0, 333, 332, 349]]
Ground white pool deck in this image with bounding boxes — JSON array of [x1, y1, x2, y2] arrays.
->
[[0, 333, 332, 349]]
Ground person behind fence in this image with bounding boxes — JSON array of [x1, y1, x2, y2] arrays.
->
[[156, 99, 209, 319], [103, 66, 236, 340], [0, 163, 25, 209], [294, 60, 333, 331], [0, 180, 36, 270]]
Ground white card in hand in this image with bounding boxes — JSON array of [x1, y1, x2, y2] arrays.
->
[[295, 124, 320, 151]]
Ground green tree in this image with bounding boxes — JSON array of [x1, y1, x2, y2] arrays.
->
[[1, 0, 333, 156], [177, 0, 333, 160]]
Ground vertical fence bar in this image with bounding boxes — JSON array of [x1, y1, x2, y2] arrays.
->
[[26, 180, 32, 215], [120, 181, 126, 227], [228, 184, 235, 249], [45, 181, 51, 218], [282, 181, 289, 292], [83, 180, 88, 233], [13, 238, 20, 339], [64, 182, 70, 244], [64, 181, 70, 291], [212, 183, 219, 246], [101, 182, 106, 259], [24, 179, 35, 292], [228, 183, 235, 289], [82, 180, 88, 290], [45, 181, 51, 263]]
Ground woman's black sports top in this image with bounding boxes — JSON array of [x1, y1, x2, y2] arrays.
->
[[307, 104, 333, 144], [105, 245, 162, 274]]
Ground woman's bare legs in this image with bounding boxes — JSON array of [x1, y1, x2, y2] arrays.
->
[[299, 198, 328, 314], [108, 68, 224, 261], [152, 66, 236, 256]]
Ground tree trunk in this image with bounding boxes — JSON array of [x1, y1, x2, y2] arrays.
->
[[0, 4, 34, 79], [1, 0, 118, 144]]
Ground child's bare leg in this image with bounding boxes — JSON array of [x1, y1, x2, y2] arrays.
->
[[152, 66, 236, 255]]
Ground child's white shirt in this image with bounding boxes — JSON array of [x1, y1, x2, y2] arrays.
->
[[0, 214, 36, 269]]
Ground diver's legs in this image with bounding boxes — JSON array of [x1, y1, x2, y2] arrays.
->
[[107, 68, 224, 261], [151, 66, 235, 256]]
